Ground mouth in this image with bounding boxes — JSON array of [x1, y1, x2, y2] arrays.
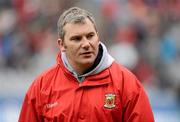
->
[[80, 52, 93, 57], [81, 52, 92, 54]]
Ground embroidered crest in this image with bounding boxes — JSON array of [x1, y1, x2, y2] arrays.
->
[[104, 93, 116, 109]]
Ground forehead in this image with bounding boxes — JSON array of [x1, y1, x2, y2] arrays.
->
[[63, 18, 96, 37]]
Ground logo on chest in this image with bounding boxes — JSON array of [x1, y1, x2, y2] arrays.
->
[[46, 101, 58, 109], [104, 93, 116, 109]]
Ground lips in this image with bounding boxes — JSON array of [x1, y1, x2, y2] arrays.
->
[[81, 52, 92, 54], [80, 51, 93, 56]]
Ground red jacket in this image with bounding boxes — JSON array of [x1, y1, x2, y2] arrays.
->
[[19, 54, 154, 122]]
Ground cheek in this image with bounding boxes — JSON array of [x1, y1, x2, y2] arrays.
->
[[94, 42, 100, 51], [90, 39, 99, 48], [66, 46, 78, 56], [94, 38, 100, 47]]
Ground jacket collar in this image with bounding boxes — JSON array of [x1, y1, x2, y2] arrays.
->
[[56, 42, 114, 82]]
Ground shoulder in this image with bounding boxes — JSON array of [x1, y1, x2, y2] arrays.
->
[[26, 64, 60, 96], [110, 61, 142, 94], [110, 62, 137, 81]]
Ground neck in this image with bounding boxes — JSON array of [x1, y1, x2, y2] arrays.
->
[[61, 52, 91, 75], [70, 62, 93, 75], [67, 58, 93, 75]]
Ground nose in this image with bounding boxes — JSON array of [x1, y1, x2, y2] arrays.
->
[[81, 38, 90, 50]]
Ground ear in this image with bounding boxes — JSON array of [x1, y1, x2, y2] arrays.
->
[[57, 39, 66, 52]]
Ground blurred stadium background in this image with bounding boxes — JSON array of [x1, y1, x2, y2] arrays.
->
[[0, 0, 180, 121]]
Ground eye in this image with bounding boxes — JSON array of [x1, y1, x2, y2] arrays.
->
[[87, 33, 94, 40], [70, 36, 82, 42]]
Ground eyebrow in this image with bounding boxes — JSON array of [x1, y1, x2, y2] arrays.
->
[[87, 32, 95, 35], [70, 31, 95, 40], [70, 35, 82, 40]]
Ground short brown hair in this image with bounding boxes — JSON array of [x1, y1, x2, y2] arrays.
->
[[57, 7, 97, 39]]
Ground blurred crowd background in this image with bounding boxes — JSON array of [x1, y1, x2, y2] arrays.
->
[[0, 0, 180, 121]]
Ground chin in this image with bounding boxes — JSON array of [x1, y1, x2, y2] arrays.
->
[[80, 58, 95, 65]]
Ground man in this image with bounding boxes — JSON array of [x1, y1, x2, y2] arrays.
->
[[19, 7, 154, 122]]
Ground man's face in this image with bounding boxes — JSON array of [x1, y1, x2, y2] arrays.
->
[[58, 18, 100, 70]]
